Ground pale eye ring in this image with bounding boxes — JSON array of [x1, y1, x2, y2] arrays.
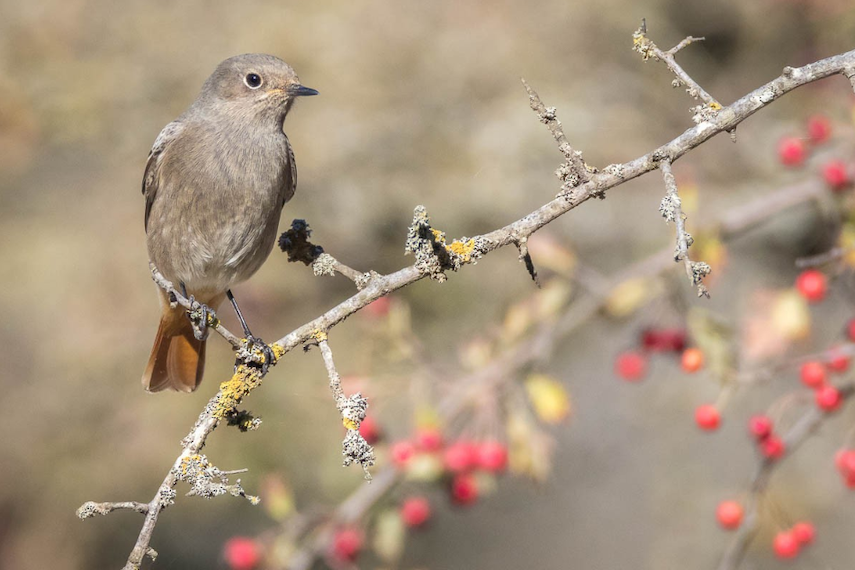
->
[[244, 73, 263, 89]]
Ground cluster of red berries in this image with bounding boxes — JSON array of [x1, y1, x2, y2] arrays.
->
[[616, 329, 718, 430], [389, 430, 508, 504], [773, 523, 816, 559], [615, 328, 697, 382], [778, 115, 851, 191], [799, 360, 845, 412], [715, 501, 814, 559], [747, 414, 785, 460]]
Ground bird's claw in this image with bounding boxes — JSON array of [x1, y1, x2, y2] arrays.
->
[[237, 335, 276, 375], [187, 297, 216, 341]]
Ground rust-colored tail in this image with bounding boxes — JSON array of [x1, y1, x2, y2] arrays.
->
[[143, 306, 206, 393]]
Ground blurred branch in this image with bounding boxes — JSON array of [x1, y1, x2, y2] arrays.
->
[[717, 384, 855, 570], [282, 174, 835, 569], [80, 39, 855, 569]]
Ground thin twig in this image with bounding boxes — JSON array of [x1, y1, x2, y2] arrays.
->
[[522, 78, 591, 188], [633, 22, 719, 108], [660, 159, 709, 297]]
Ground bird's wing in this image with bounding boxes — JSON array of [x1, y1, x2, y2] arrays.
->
[[142, 121, 184, 231], [281, 133, 297, 207]]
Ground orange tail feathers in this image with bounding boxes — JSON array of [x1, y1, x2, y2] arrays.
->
[[142, 306, 206, 393], [142, 291, 225, 393]]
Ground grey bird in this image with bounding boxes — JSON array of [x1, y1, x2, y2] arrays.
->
[[141, 53, 317, 392]]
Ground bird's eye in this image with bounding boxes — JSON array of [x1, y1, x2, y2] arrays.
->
[[244, 73, 263, 89]]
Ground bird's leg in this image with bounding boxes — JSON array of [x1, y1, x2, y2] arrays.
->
[[227, 289, 274, 374], [181, 281, 214, 341]]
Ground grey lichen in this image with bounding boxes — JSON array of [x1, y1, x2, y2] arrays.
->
[[659, 194, 681, 223], [173, 454, 258, 504], [312, 253, 337, 277]]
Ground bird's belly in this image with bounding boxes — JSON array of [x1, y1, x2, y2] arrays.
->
[[148, 201, 280, 296]]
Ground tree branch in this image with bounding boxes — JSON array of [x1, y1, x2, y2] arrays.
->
[[79, 38, 855, 569]]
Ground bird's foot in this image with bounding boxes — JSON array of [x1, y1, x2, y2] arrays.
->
[[187, 297, 218, 341], [237, 335, 276, 375]]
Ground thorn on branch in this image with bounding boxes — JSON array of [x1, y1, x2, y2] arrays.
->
[[279, 219, 325, 265], [516, 238, 541, 287]]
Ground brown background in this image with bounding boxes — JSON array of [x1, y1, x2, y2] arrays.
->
[[1, 0, 855, 568]]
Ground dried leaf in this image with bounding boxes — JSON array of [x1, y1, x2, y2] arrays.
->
[[525, 373, 572, 424], [373, 509, 405, 563]]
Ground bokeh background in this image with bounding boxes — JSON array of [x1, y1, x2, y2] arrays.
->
[[2, 0, 855, 568]]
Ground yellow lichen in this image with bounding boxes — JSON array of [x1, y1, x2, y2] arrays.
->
[[312, 330, 328, 342], [709, 101, 722, 110], [214, 365, 263, 419], [447, 239, 476, 262], [342, 417, 359, 430]]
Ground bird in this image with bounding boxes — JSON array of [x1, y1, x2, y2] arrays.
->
[[141, 54, 317, 392]]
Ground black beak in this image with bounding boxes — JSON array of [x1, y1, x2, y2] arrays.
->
[[289, 84, 319, 97]]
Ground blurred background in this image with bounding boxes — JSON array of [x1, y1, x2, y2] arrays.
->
[[2, 0, 855, 568]]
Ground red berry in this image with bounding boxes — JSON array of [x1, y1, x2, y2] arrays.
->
[[477, 440, 508, 472], [450, 472, 479, 506], [443, 440, 477, 473], [223, 537, 261, 570], [827, 347, 851, 373], [415, 427, 443, 452], [358, 416, 381, 445], [792, 522, 815, 545], [715, 500, 744, 530], [681, 348, 704, 373], [816, 385, 842, 412], [331, 528, 363, 562], [761, 435, 786, 460], [695, 404, 721, 431], [823, 160, 850, 191], [773, 530, 800, 559], [748, 415, 773, 440], [363, 296, 392, 318], [799, 361, 827, 389], [795, 270, 827, 303], [641, 328, 686, 352], [615, 351, 648, 381], [400, 496, 432, 528], [778, 136, 807, 166], [836, 449, 855, 476], [390, 440, 415, 468], [807, 115, 832, 144]]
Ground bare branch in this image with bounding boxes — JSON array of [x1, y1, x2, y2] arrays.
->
[[633, 22, 720, 111], [521, 78, 593, 189], [76, 501, 149, 518]]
